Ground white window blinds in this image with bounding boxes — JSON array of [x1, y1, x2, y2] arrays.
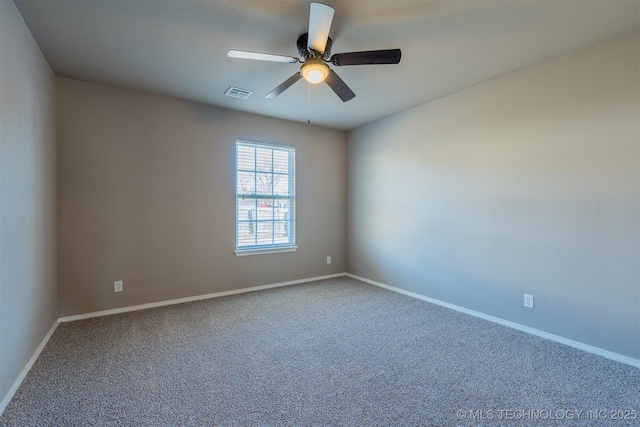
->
[[236, 141, 295, 252]]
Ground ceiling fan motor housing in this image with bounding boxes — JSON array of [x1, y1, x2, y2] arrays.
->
[[297, 33, 332, 61]]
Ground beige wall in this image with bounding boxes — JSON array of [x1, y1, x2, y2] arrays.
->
[[0, 0, 57, 404], [57, 78, 347, 316], [347, 31, 640, 359]]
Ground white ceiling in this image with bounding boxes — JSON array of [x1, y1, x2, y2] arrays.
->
[[15, 0, 640, 130]]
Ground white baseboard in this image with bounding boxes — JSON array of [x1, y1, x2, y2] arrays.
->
[[59, 273, 348, 322], [346, 273, 640, 369], [0, 320, 60, 415]]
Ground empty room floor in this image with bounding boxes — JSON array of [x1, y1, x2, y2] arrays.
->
[[1, 277, 639, 426]]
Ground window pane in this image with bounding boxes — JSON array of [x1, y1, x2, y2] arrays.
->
[[257, 199, 274, 220], [273, 174, 290, 196], [237, 198, 257, 221], [273, 221, 290, 244], [237, 221, 256, 247], [237, 171, 255, 194], [273, 200, 290, 219], [273, 150, 289, 174], [256, 223, 274, 245], [256, 173, 273, 195], [237, 145, 255, 171], [256, 148, 272, 172]]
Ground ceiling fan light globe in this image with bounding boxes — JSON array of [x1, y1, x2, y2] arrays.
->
[[301, 60, 329, 84], [306, 69, 326, 84]]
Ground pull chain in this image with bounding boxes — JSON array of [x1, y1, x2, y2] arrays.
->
[[307, 82, 311, 124]]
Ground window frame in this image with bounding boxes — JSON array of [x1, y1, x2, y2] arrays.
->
[[234, 140, 297, 256]]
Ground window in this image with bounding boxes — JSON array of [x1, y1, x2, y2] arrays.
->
[[235, 140, 296, 255]]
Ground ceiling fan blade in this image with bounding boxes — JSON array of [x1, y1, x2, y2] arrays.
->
[[331, 49, 402, 66], [307, 2, 334, 54], [325, 70, 355, 102], [228, 50, 299, 64], [265, 72, 303, 98]]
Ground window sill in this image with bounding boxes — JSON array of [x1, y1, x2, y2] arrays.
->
[[234, 246, 298, 257]]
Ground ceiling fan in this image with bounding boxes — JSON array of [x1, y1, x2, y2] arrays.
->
[[227, 2, 401, 102]]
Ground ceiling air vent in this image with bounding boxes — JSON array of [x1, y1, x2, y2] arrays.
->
[[225, 86, 253, 100]]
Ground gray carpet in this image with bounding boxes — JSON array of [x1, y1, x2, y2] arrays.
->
[[1, 277, 639, 426]]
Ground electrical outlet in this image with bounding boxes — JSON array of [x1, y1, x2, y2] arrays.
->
[[524, 294, 534, 309], [326, 256, 332, 265], [114, 280, 123, 292]]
